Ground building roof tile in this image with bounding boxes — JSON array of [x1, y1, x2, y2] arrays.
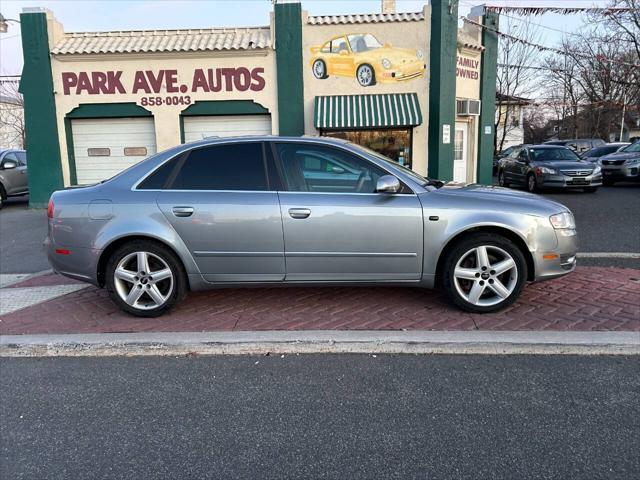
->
[[307, 12, 424, 25]]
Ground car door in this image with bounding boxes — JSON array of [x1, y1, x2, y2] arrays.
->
[[152, 142, 286, 283], [502, 147, 520, 182], [273, 142, 424, 282], [512, 149, 530, 185], [330, 36, 354, 75], [0, 152, 28, 195]]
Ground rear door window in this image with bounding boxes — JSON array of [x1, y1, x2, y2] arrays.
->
[[171, 143, 267, 191]]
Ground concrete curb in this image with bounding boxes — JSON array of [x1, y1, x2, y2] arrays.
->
[[1, 330, 639, 357]]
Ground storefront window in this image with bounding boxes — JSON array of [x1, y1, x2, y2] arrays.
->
[[321, 129, 413, 168]]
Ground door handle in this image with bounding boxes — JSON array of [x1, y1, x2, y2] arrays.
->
[[172, 206, 194, 217], [289, 208, 311, 219]]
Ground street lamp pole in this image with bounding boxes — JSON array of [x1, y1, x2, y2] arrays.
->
[[0, 13, 21, 33]]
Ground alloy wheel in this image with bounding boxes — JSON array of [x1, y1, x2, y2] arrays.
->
[[113, 251, 174, 310], [357, 65, 374, 86], [528, 175, 537, 192], [453, 245, 518, 307], [313, 60, 325, 79]]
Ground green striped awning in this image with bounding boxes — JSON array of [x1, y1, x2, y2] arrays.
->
[[314, 93, 423, 130]]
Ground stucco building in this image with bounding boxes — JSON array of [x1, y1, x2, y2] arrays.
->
[[18, 1, 498, 206]]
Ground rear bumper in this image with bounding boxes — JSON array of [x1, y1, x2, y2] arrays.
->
[[533, 230, 578, 282], [44, 235, 101, 286]]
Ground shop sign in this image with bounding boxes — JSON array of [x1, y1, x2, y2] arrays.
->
[[456, 55, 479, 80], [60, 68, 266, 97]]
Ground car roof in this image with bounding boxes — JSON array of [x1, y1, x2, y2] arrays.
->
[[181, 135, 351, 149], [526, 144, 571, 149]]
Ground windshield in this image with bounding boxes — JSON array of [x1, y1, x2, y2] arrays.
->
[[347, 34, 383, 53], [584, 146, 619, 157], [621, 142, 640, 153], [530, 147, 581, 162]]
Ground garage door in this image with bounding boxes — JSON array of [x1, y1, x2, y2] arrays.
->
[[72, 117, 157, 185], [183, 115, 271, 142]]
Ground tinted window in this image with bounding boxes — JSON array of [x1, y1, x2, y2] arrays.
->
[[530, 148, 581, 162], [275, 143, 386, 193], [621, 142, 640, 153], [584, 146, 618, 158], [138, 156, 181, 189], [172, 143, 267, 191], [16, 151, 27, 165], [3, 152, 17, 163]]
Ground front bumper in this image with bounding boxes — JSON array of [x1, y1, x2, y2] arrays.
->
[[379, 63, 427, 82], [533, 229, 578, 282], [601, 163, 640, 182], [536, 172, 602, 189]]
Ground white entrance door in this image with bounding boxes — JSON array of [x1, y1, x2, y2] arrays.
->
[[183, 115, 272, 142], [454, 122, 468, 183], [72, 117, 157, 185]]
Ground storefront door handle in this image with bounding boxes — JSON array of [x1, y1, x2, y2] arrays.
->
[[289, 208, 311, 219], [172, 206, 194, 217]]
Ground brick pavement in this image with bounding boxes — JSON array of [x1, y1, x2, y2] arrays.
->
[[0, 267, 638, 335]]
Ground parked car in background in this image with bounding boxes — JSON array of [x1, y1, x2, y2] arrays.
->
[[493, 144, 529, 175], [0, 148, 28, 209], [599, 141, 640, 186], [45, 136, 577, 317], [498, 145, 602, 193], [544, 138, 606, 154], [581, 143, 630, 163]]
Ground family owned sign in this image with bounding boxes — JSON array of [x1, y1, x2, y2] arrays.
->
[[60, 67, 267, 95]]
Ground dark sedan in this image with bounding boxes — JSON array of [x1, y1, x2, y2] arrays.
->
[[498, 145, 602, 193]]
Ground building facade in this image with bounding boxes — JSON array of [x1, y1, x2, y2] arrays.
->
[[18, 1, 498, 207]]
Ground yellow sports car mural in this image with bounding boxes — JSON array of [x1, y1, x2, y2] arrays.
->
[[310, 33, 426, 87]]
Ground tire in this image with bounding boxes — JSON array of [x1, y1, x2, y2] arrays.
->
[[442, 233, 528, 313], [498, 170, 509, 187], [603, 178, 615, 186], [312, 59, 328, 79], [0, 184, 6, 210], [526, 173, 538, 193], [583, 187, 598, 193], [356, 64, 376, 87], [105, 240, 187, 317]]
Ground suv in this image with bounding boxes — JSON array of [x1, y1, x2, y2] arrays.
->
[[0, 149, 28, 209], [544, 139, 605, 154], [599, 141, 640, 186], [581, 143, 630, 163]]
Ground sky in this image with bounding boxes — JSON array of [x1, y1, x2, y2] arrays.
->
[[0, 0, 612, 76]]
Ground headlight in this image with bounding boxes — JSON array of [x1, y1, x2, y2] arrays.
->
[[382, 58, 392, 69], [536, 166, 557, 174], [549, 211, 576, 230], [592, 165, 601, 175], [625, 157, 640, 165], [416, 49, 424, 59]]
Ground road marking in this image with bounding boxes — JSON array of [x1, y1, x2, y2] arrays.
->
[[1, 331, 639, 357], [577, 252, 640, 259], [0, 285, 88, 315]]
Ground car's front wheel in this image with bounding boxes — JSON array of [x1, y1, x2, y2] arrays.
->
[[442, 233, 527, 313], [498, 170, 509, 187], [356, 64, 376, 87], [106, 240, 187, 317], [526, 173, 538, 193]]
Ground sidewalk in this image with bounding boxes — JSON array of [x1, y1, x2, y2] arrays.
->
[[1, 266, 638, 336]]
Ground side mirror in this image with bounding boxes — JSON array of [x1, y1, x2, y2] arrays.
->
[[376, 175, 400, 193], [339, 50, 349, 56], [2, 161, 17, 170]]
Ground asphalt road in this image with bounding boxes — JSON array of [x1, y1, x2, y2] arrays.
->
[[0, 184, 638, 274], [1, 355, 638, 479]]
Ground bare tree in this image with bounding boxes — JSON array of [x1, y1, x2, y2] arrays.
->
[[494, 17, 542, 154], [522, 103, 549, 144], [0, 79, 25, 148]]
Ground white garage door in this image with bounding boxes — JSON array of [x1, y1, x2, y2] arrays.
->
[[183, 115, 271, 142], [72, 117, 157, 185]]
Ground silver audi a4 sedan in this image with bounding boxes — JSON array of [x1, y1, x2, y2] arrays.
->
[[45, 136, 577, 317]]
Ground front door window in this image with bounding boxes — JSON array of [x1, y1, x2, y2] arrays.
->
[[322, 129, 412, 168]]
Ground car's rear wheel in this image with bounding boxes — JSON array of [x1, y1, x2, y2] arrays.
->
[[356, 64, 376, 87], [0, 184, 6, 209], [526, 173, 538, 193], [312, 59, 328, 79], [106, 240, 187, 317], [498, 170, 509, 187], [442, 233, 527, 313]]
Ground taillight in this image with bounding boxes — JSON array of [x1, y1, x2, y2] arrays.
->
[[47, 199, 54, 219]]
